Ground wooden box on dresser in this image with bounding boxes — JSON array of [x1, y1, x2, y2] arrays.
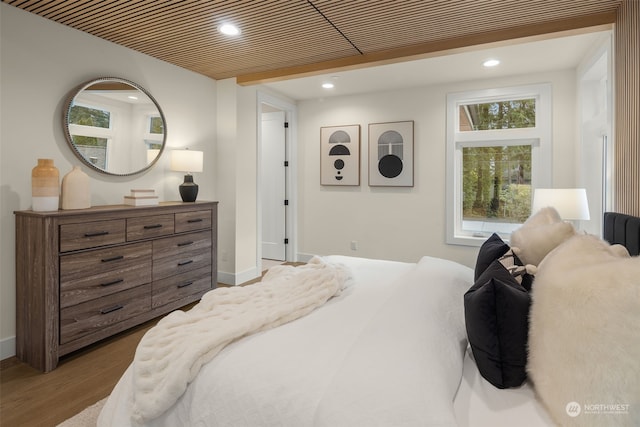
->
[[14, 201, 218, 372]]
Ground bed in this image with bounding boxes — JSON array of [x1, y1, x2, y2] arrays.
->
[[98, 211, 640, 427]]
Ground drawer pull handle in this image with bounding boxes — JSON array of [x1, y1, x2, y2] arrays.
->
[[85, 231, 109, 237], [178, 241, 194, 247], [187, 218, 203, 223], [144, 224, 163, 230], [100, 304, 124, 315], [178, 260, 193, 266], [177, 281, 194, 288], [101, 255, 124, 263], [100, 278, 124, 287]]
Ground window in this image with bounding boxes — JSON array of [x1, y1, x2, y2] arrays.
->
[[149, 116, 164, 135], [144, 115, 164, 153], [68, 103, 113, 169], [446, 84, 552, 246]]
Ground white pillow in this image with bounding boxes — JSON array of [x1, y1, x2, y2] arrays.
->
[[528, 234, 640, 427], [510, 207, 576, 266]]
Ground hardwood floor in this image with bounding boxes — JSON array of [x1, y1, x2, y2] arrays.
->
[[0, 263, 302, 426]]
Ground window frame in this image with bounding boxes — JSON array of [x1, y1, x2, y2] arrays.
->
[[446, 83, 552, 246], [67, 101, 114, 140]]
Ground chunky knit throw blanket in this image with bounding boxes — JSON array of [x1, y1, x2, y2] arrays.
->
[[130, 256, 350, 425]]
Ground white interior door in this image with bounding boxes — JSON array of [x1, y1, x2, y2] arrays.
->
[[261, 110, 286, 260]]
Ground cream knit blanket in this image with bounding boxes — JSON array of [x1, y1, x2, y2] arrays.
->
[[131, 256, 350, 425]]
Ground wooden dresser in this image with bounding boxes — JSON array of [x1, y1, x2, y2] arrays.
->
[[14, 201, 217, 372]]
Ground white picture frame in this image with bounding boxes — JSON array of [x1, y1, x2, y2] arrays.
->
[[368, 121, 414, 187], [320, 125, 360, 186]]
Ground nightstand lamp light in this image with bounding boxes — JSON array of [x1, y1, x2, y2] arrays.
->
[[532, 188, 590, 222], [170, 149, 203, 202]]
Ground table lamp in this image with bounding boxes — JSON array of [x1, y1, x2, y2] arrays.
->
[[532, 188, 590, 221], [170, 149, 203, 202]]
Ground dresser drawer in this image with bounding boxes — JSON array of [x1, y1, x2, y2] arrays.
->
[[152, 265, 212, 308], [127, 214, 174, 241], [60, 243, 152, 308], [175, 210, 212, 233], [60, 219, 126, 252], [153, 247, 212, 281], [60, 284, 151, 345], [153, 230, 212, 259]]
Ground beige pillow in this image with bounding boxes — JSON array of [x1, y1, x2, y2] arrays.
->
[[528, 234, 640, 427], [510, 207, 576, 266]]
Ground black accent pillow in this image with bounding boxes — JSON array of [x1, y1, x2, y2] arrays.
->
[[464, 259, 531, 389], [474, 233, 510, 281]]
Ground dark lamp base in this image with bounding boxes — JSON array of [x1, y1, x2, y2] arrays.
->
[[179, 174, 199, 202]]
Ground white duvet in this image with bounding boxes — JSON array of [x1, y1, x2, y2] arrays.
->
[[99, 255, 473, 427], [131, 256, 350, 425]]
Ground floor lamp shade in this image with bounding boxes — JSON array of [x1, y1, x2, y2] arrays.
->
[[532, 188, 590, 220], [170, 149, 203, 202]]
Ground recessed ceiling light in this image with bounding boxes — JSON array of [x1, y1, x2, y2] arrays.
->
[[219, 23, 240, 36], [483, 59, 500, 68], [322, 82, 335, 89]]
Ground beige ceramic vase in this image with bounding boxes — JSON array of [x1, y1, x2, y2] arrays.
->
[[31, 159, 60, 211], [61, 166, 91, 210]]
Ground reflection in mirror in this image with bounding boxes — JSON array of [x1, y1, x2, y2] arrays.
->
[[63, 77, 167, 176]]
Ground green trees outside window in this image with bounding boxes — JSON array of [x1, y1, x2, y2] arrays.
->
[[149, 116, 164, 134], [69, 105, 110, 147], [460, 99, 536, 224], [463, 145, 531, 223]]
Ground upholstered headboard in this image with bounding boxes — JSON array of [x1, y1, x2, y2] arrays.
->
[[603, 212, 640, 256]]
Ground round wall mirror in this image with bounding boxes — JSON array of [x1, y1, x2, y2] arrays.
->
[[63, 77, 167, 176]]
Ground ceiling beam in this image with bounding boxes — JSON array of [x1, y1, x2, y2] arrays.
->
[[236, 12, 615, 86]]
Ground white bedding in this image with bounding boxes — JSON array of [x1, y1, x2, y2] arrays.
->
[[131, 256, 349, 425], [99, 255, 554, 427], [454, 348, 555, 427]]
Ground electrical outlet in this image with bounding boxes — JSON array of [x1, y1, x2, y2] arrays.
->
[[350, 241, 358, 251]]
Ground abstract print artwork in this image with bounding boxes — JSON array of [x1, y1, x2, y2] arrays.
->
[[320, 125, 360, 186], [368, 121, 414, 187]]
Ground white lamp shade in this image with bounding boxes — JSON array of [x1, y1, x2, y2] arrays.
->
[[532, 188, 590, 220], [170, 149, 203, 173]]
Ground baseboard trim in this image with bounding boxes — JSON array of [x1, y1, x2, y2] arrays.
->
[[217, 267, 262, 286], [0, 336, 16, 361], [296, 252, 316, 263], [235, 266, 261, 286], [216, 270, 235, 286]]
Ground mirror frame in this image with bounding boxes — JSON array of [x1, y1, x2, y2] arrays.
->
[[63, 77, 167, 176]]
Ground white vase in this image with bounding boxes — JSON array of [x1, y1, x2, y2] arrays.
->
[[32, 158, 59, 211], [61, 166, 91, 209]]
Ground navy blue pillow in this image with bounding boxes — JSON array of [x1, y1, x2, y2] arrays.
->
[[474, 233, 510, 281], [464, 259, 530, 389]]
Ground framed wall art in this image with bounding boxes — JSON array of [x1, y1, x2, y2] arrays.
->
[[320, 124, 360, 186], [368, 120, 414, 187]]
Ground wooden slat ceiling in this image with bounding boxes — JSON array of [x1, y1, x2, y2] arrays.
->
[[3, 0, 623, 84]]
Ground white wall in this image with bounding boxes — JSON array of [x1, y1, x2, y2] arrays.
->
[[296, 70, 578, 267], [216, 83, 297, 285], [215, 79, 238, 282], [0, 4, 217, 358], [214, 80, 263, 285]]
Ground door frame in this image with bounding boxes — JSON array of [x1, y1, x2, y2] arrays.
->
[[256, 91, 298, 269]]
